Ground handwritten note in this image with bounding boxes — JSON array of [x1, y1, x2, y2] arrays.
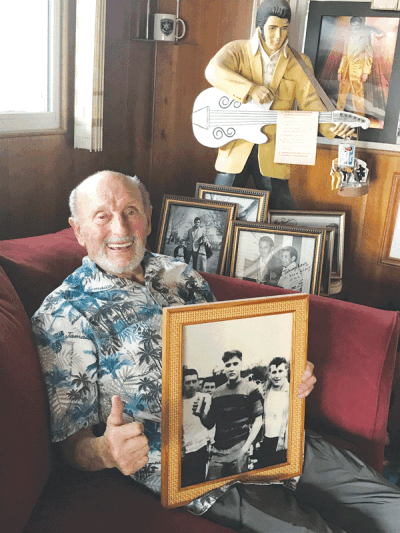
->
[[274, 111, 319, 166]]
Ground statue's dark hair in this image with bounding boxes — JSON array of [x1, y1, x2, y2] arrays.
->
[[256, 0, 292, 37]]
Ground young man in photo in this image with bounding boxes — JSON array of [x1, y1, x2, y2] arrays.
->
[[181, 368, 211, 487], [193, 350, 264, 480]]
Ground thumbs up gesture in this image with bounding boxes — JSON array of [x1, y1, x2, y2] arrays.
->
[[102, 395, 150, 475]]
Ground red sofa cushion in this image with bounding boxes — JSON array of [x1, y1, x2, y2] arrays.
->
[[0, 266, 51, 533], [23, 466, 234, 533], [202, 272, 400, 471], [0, 227, 86, 318]]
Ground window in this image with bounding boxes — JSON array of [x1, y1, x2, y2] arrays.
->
[[0, 0, 64, 135]]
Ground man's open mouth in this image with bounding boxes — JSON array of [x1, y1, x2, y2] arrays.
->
[[107, 241, 133, 250]]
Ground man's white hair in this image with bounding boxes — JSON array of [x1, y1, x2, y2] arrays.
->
[[69, 170, 152, 220]]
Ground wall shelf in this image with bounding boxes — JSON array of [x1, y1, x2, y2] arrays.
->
[[131, 0, 191, 43]]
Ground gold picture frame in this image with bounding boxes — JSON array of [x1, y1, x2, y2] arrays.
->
[[195, 183, 270, 223], [161, 294, 308, 508], [155, 195, 238, 275], [227, 221, 326, 295], [380, 173, 400, 267]]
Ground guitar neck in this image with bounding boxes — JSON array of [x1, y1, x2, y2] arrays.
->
[[209, 110, 340, 126]]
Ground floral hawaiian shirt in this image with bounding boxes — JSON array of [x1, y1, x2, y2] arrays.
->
[[32, 251, 299, 515], [31, 252, 214, 497]]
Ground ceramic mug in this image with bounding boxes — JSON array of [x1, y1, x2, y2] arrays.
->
[[153, 13, 186, 42]]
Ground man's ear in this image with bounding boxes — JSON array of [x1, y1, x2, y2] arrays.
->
[[145, 206, 153, 237], [69, 217, 86, 248]]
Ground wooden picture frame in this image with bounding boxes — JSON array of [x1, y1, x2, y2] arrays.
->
[[227, 221, 326, 295], [161, 294, 308, 508], [195, 183, 270, 223], [380, 173, 400, 267], [304, 1, 400, 149], [156, 195, 237, 275], [268, 210, 346, 280]]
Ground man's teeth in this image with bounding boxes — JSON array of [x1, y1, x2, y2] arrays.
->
[[108, 242, 132, 249]]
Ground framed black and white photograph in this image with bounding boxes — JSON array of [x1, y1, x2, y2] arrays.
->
[[304, 1, 400, 148], [227, 221, 325, 295], [195, 183, 270, 222], [156, 196, 237, 275], [268, 210, 346, 280], [161, 294, 308, 508]]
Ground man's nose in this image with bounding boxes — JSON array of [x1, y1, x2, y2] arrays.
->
[[111, 214, 129, 235]]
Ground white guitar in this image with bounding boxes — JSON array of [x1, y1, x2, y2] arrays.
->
[[192, 87, 370, 149]]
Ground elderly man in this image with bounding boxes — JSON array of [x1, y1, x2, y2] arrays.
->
[[205, 0, 354, 209], [32, 170, 400, 532]]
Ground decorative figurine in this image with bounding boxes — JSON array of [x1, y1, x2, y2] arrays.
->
[[203, 0, 356, 209]]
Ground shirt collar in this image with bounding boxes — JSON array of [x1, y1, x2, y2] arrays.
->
[[250, 28, 289, 59]]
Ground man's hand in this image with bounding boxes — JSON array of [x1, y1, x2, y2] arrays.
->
[[102, 395, 149, 475], [249, 85, 276, 105], [330, 122, 355, 139], [297, 361, 317, 399]]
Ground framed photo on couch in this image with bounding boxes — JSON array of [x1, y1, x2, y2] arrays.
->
[[161, 294, 308, 508], [156, 196, 237, 275], [195, 183, 270, 223], [226, 221, 325, 295]]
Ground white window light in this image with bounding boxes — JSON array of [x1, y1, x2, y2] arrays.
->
[[0, 0, 65, 136]]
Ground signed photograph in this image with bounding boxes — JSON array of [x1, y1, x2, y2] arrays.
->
[[227, 222, 325, 295]]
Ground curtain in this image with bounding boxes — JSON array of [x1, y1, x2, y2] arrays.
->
[[74, 0, 106, 151]]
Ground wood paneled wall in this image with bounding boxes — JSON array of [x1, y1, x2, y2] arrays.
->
[[0, 0, 399, 310], [290, 146, 400, 310]]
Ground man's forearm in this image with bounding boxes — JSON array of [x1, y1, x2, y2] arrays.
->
[[243, 416, 263, 451], [60, 427, 112, 471]]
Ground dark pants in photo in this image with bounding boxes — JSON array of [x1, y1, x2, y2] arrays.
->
[[185, 250, 199, 270], [207, 442, 249, 481], [255, 436, 287, 468], [181, 445, 208, 488]]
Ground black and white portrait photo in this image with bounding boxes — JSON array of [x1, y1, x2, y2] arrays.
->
[[227, 223, 325, 295], [181, 312, 294, 488], [268, 211, 345, 279], [156, 196, 237, 275]]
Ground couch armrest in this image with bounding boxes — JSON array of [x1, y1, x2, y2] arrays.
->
[[0, 266, 51, 533]]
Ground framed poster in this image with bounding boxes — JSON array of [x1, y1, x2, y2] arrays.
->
[[161, 294, 308, 508], [156, 196, 238, 275], [304, 1, 400, 147]]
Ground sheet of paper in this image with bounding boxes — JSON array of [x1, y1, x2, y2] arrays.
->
[[371, 0, 400, 11], [274, 111, 319, 166]]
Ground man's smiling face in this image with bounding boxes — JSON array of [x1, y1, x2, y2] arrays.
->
[[70, 173, 151, 280]]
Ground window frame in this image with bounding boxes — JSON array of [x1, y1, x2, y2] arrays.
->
[[0, 0, 67, 138]]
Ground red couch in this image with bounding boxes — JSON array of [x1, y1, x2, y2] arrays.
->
[[1, 228, 399, 533]]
